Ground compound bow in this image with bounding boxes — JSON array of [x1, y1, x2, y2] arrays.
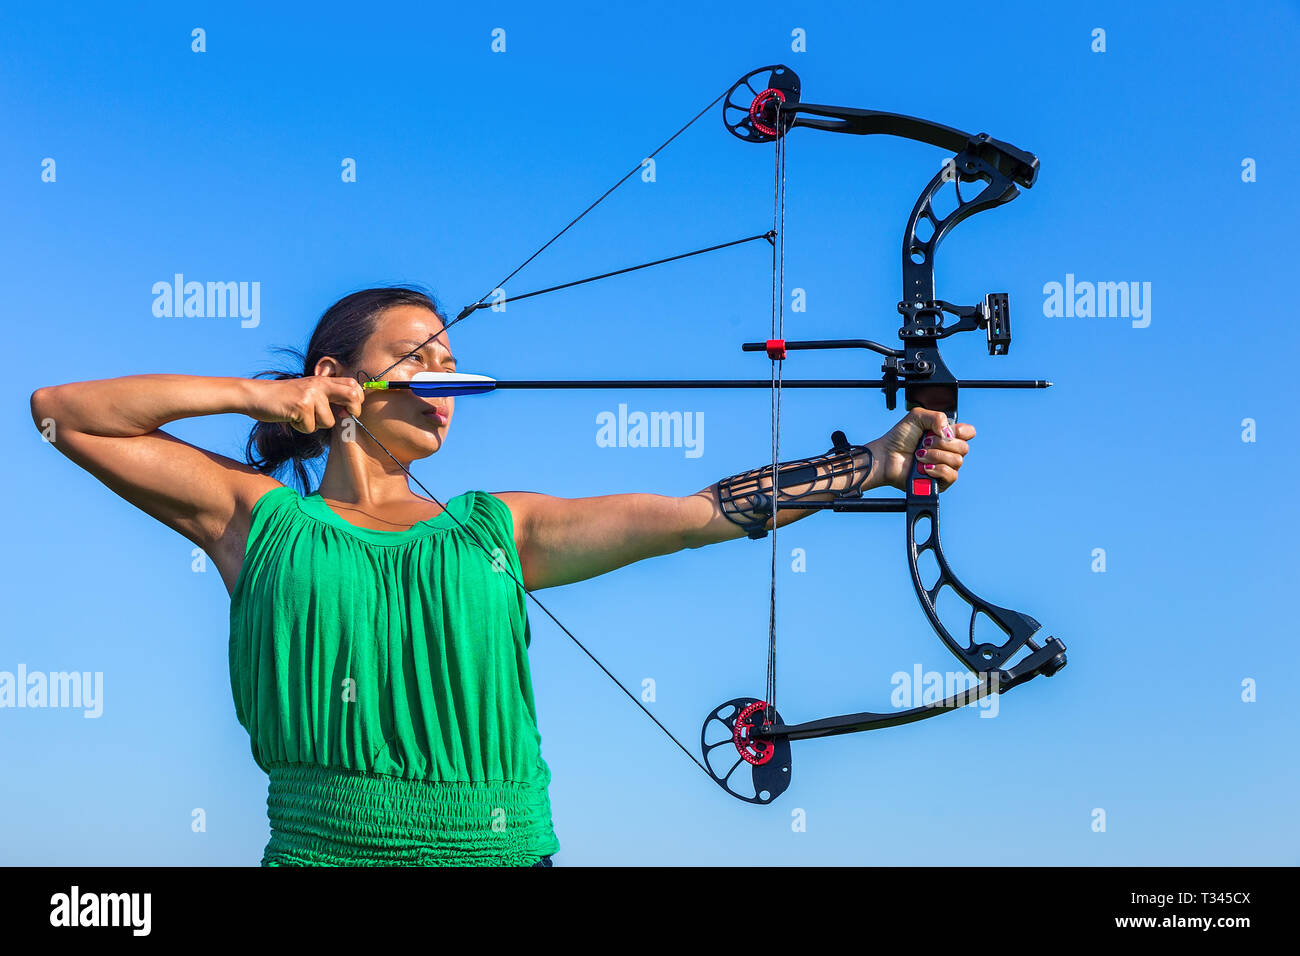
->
[[350, 64, 1068, 806]]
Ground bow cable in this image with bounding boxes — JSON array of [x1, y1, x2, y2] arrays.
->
[[347, 413, 713, 779], [453, 82, 741, 323]]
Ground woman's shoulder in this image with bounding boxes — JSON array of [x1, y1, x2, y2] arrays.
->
[[248, 482, 299, 519], [459, 490, 519, 539]]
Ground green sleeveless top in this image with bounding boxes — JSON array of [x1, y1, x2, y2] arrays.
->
[[228, 486, 560, 866]]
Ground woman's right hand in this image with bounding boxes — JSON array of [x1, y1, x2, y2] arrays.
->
[[250, 375, 366, 434]]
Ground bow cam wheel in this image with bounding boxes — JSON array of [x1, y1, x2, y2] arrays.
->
[[700, 697, 792, 804], [722, 65, 801, 143]]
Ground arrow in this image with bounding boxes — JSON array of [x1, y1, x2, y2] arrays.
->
[[362, 370, 1051, 397]]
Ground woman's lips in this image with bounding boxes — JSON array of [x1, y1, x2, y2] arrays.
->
[[422, 407, 450, 425]]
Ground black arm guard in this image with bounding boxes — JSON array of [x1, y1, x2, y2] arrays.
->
[[718, 430, 873, 539]]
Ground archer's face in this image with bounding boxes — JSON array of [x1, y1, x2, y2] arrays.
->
[[358, 305, 456, 459]]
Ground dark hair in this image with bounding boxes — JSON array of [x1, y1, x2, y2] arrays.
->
[[245, 286, 442, 491]]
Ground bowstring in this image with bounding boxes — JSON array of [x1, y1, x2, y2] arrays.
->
[[459, 85, 735, 320], [338, 84, 751, 783], [765, 103, 787, 726], [344, 80, 789, 785], [365, 79, 740, 439]]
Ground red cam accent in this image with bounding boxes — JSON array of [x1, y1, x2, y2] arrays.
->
[[749, 88, 787, 138], [733, 700, 776, 766], [765, 338, 787, 360], [911, 477, 934, 496]]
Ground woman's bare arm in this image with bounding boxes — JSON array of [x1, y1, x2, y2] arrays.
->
[[503, 408, 971, 590], [28, 374, 360, 589]]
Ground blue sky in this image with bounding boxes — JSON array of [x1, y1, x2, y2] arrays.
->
[[3, 1, 1297, 865]]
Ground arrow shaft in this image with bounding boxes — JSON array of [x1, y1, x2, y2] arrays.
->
[[488, 379, 1050, 390]]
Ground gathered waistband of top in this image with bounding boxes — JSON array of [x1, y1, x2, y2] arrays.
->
[[261, 764, 557, 867]]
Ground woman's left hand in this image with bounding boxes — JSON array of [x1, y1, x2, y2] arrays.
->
[[871, 407, 975, 492]]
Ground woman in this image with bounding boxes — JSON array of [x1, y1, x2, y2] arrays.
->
[[28, 287, 973, 866]]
